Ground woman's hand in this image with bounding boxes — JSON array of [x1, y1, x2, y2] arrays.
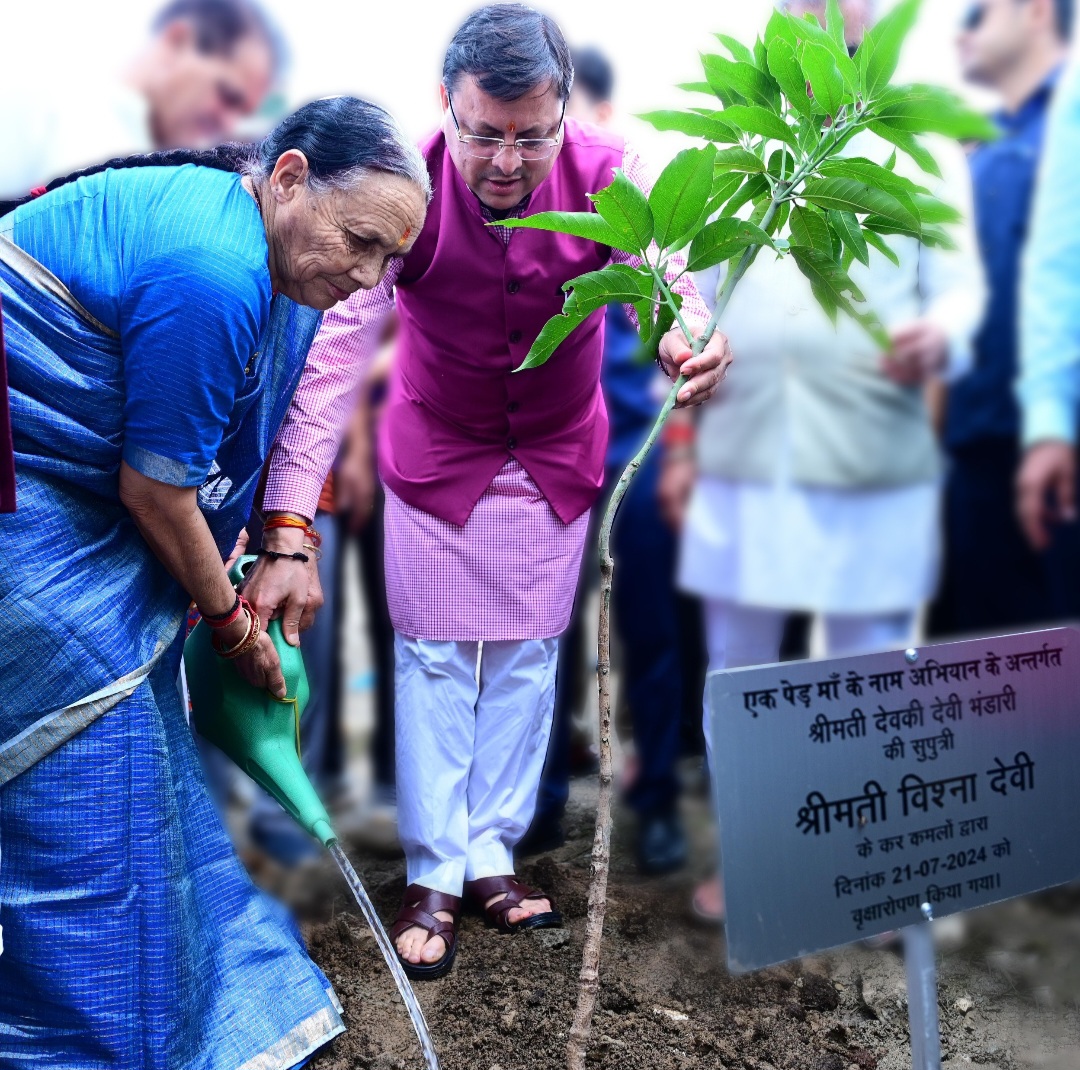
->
[[233, 630, 288, 697], [658, 326, 734, 406]]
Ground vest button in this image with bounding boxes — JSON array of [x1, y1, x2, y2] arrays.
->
[[507, 280, 520, 294], [507, 401, 520, 413], [509, 330, 522, 343], [507, 437, 518, 450]]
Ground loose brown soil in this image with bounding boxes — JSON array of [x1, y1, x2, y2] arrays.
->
[[272, 777, 1080, 1070]]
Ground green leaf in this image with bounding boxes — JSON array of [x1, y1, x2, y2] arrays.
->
[[724, 173, 770, 215], [790, 246, 889, 347], [827, 209, 870, 266], [768, 199, 791, 238], [799, 40, 847, 117], [800, 176, 921, 233], [767, 37, 816, 118], [789, 8, 861, 94], [863, 227, 901, 266], [790, 205, 836, 258], [919, 226, 959, 251], [589, 170, 654, 253], [825, 0, 847, 54], [873, 85, 1000, 141], [686, 217, 775, 272], [493, 210, 635, 253], [719, 104, 798, 146], [861, 0, 921, 100], [713, 147, 767, 174], [715, 33, 756, 66], [677, 81, 715, 97], [650, 144, 718, 251], [866, 120, 942, 177], [639, 109, 739, 143], [634, 295, 681, 359], [910, 193, 962, 226], [818, 157, 929, 197], [764, 7, 800, 50], [702, 54, 779, 109], [766, 147, 795, 182], [516, 265, 653, 371]]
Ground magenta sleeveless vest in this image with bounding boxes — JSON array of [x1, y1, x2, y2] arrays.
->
[[378, 119, 626, 526]]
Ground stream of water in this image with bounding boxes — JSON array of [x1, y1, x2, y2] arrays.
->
[[328, 841, 441, 1070]]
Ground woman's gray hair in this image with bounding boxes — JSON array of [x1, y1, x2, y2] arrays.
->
[[247, 96, 431, 204]]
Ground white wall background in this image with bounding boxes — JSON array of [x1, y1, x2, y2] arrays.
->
[[4, 0, 993, 166]]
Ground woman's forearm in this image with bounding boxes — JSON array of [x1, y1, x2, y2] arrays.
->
[[118, 460, 236, 618]]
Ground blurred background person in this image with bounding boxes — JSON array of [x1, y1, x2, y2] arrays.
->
[[523, 47, 704, 876], [661, 0, 987, 923], [932, 0, 1076, 638], [1017, 43, 1080, 553], [0, 0, 284, 199]]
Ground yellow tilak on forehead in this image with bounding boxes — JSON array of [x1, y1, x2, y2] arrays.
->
[[397, 226, 412, 248]]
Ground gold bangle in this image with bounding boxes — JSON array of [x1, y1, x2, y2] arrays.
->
[[302, 542, 323, 561], [212, 609, 262, 659]]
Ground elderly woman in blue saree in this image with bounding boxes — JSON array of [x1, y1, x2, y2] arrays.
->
[[0, 95, 429, 1068]]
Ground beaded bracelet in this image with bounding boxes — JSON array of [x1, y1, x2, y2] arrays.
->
[[211, 607, 261, 659], [304, 526, 322, 548], [256, 547, 310, 564]]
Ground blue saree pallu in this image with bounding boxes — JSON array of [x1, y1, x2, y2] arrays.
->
[[0, 235, 345, 1069]]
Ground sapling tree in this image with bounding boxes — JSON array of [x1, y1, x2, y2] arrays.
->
[[499, 1, 994, 1066]]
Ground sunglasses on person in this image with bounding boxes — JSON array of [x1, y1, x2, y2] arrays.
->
[[447, 94, 566, 161], [961, 0, 1029, 32]]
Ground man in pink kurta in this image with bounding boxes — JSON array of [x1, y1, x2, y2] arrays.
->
[[247, 4, 730, 978]]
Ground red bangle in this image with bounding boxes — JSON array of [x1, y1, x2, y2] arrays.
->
[[263, 517, 308, 533], [211, 605, 261, 659], [203, 593, 251, 631], [662, 423, 696, 447], [304, 525, 322, 548]]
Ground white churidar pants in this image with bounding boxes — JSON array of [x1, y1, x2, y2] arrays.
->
[[394, 633, 559, 895], [701, 600, 916, 774]]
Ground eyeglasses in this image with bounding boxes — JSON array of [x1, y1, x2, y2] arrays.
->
[[960, 0, 1028, 32], [960, 2, 990, 31], [447, 95, 565, 161]]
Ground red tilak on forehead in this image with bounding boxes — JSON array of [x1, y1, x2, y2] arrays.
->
[[508, 121, 516, 133], [397, 226, 412, 248]]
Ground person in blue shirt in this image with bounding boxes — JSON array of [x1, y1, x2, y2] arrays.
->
[[1017, 45, 1080, 548], [931, 0, 1074, 637], [0, 98, 429, 1068]]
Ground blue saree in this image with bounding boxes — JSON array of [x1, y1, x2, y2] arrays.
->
[[0, 166, 343, 1069]]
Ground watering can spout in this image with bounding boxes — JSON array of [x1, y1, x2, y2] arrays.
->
[[183, 556, 337, 849]]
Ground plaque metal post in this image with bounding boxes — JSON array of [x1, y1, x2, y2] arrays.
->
[[902, 902, 941, 1070]]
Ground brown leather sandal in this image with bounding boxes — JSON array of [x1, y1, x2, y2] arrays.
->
[[464, 875, 563, 933], [390, 883, 461, 980]]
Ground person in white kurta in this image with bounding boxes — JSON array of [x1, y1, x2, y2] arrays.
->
[[661, 3, 987, 923], [0, 0, 278, 200]]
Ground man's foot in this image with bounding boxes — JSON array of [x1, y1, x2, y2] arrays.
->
[[465, 875, 563, 932], [690, 873, 726, 926], [637, 808, 688, 876], [390, 884, 461, 979]]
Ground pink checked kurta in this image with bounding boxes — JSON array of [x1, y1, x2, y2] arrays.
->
[[264, 137, 708, 641]]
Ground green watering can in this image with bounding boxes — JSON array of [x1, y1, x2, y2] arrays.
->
[[184, 555, 336, 849]]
